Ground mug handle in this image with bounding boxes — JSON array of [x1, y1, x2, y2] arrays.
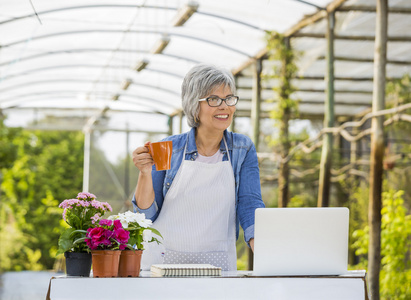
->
[[144, 142, 153, 158]]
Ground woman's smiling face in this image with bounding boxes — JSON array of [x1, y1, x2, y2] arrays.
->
[[197, 84, 236, 134]]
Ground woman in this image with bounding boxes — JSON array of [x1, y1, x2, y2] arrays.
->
[[132, 64, 265, 271]]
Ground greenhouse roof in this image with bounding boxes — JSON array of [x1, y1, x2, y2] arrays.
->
[[1, 0, 411, 132]]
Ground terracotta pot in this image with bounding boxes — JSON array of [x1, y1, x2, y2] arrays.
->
[[64, 251, 92, 277], [118, 250, 143, 277], [91, 250, 121, 278]]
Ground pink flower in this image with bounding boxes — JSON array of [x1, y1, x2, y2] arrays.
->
[[85, 219, 130, 250], [113, 219, 122, 230], [59, 198, 77, 209], [91, 213, 101, 224], [58, 192, 120, 253], [99, 219, 113, 227], [77, 192, 96, 200], [114, 228, 130, 244], [86, 227, 109, 250]]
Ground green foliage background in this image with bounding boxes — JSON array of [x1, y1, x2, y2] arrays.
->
[[0, 119, 84, 271], [351, 189, 411, 300]]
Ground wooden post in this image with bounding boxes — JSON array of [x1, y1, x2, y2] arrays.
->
[[350, 121, 359, 166], [251, 59, 262, 150], [168, 115, 174, 136], [318, 11, 335, 207], [368, 1, 388, 299], [178, 111, 183, 134], [231, 76, 238, 132], [230, 114, 236, 132], [278, 37, 291, 208], [249, 59, 262, 271]]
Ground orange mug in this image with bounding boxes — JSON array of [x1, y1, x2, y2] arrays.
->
[[147, 141, 172, 171]]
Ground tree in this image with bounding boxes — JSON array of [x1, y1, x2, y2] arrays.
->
[[0, 124, 84, 271]]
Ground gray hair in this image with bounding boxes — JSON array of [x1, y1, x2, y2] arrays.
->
[[181, 64, 236, 128]]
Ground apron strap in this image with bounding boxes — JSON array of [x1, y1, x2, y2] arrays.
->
[[183, 134, 230, 163]]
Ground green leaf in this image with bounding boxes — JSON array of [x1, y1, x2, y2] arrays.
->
[[148, 227, 163, 239], [56, 228, 75, 255]]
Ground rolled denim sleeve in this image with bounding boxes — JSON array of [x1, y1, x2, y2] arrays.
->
[[243, 224, 255, 244], [237, 142, 265, 243], [131, 194, 158, 219]]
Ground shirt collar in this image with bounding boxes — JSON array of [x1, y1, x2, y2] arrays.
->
[[186, 127, 232, 154]]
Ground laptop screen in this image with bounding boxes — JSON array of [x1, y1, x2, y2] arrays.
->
[[253, 207, 349, 276]]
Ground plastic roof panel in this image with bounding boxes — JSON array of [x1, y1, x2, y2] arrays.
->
[[1, 0, 411, 130]]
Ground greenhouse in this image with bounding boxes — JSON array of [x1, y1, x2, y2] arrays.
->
[[1, 0, 411, 299]]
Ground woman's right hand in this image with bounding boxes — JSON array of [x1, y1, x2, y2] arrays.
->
[[132, 142, 154, 174]]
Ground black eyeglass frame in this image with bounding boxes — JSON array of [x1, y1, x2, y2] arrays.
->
[[198, 95, 239, 107]]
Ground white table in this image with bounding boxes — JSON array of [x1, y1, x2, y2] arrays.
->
[[46, 270, 369, 300]]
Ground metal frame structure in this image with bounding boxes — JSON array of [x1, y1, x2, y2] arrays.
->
[[1, 1, 411, 298]]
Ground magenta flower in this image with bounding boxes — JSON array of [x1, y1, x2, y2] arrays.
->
[[99, 219, 113, 227], [86, 227, 110, 250], [84, 219, 130, 250], [113, 219, 122, 230], [114, 228, 130, 244]]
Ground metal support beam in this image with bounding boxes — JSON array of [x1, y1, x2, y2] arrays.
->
[[82, 129, 91, 193], [318, 11, 335, 207], [171, 1, 199, 26], [82, 106, 108, 193], [368, 1, 388, 299], [124, 128, 130, 205]]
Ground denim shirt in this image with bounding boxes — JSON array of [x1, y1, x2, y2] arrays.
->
[[132, 128, 265, 244]]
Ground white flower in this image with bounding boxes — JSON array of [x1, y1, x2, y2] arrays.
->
[[137, 218, 153, 228], [110, 211, 152, 229], [143, 229, 152, 243]]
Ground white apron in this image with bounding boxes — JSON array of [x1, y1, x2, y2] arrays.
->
[[141, 137, 237, 271]]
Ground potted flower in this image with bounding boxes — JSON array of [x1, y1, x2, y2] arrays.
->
[[108, 211, 162, 277], [57, 192, 112, 276], [75, 218, 131, 277]]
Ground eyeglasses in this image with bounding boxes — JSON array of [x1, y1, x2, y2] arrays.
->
[[198, 95, 239, 107]]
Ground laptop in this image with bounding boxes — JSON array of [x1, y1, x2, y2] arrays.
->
[[253, 207, 349, 276]]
